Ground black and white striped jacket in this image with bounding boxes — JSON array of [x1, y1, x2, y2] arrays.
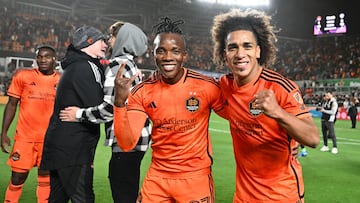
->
[[76, 54, 151, 152]]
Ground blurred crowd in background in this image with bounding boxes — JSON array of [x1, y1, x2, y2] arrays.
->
[[0, 6, 359, 107]]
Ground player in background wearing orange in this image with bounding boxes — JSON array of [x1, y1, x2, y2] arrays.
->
[[113, 17, 226, 203], [1, 45, 60, 203], [211, 9, 320, 203]]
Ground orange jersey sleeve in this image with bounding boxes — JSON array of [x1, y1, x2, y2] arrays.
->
[[117, 68, 224, 174], [220, 68, 307, 202], [113, 106, 147, 151], [7, 68, 60, 142]]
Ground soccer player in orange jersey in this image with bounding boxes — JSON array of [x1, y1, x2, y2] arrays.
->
[[113, 17, 226, 203], [211, 9, 320, 203], [1, 45, 60, 203]]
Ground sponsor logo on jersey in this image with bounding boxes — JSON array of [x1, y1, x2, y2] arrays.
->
[[186, 96, 200, 112], [249, 98, 262, 117]]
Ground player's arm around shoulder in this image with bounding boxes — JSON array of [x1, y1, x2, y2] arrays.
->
[[209, 81, 227, 119]]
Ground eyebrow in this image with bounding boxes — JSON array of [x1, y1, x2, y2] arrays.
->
[[227, 41, 256, 47]]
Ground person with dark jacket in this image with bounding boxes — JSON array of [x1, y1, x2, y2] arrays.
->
[[348, 97, 359, 128], [40, 25, 108, 203], [58, 22, 151, 203]]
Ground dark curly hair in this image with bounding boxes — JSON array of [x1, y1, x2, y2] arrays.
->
[[211, 9, 278, 68]]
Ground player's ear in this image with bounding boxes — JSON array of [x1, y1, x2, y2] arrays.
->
[[183, 50, 188, 61], [256, 45, 261, 59], [223, 51, 228, 64]]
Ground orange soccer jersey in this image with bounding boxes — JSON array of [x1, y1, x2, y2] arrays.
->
[[219, 67, 309, 203], [7, 68, 60, 142], [114, 68, 225, 176]]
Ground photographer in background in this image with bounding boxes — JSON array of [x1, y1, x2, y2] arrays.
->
[[319, 91, 339, 154]]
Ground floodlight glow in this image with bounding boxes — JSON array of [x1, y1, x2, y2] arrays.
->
[[198, 0, 270, 6]]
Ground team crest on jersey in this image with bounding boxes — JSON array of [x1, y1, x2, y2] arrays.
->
[[11, 151, 20, 161], [249, 98, 263, 117], [186, 96, 200, 112]]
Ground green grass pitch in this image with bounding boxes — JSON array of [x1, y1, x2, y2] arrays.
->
[[0, 105, 359, 202]]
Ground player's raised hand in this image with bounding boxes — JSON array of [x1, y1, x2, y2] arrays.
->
[[114, 62, 139, 107], [254, 89, 281, 118]]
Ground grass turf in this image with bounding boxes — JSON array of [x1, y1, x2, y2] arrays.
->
[[0, 106, 359, 202]]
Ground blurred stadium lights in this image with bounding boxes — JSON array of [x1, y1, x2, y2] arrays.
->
[[197, 0, 270, 7]]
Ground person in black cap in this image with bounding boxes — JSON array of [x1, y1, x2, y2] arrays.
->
[[40, 25, 108, 203], [58, 21, 151, 203]]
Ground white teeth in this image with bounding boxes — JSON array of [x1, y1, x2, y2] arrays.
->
[[163, 65, 175, 70], [234, 62, 248, 66]]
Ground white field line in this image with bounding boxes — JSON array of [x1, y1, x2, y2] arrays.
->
[[209, 126, 360, 145]]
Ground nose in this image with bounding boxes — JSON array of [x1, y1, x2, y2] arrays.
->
[[235, 47, 246, 58], [107, 36, 114, 44], [102, 40, 108, 48], [39, 56, 46, 62], [162, 51, 174, 61]]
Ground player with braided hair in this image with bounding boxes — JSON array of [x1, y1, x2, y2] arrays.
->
[[152, 16, 185, 34], [113, 16, 227, 203]]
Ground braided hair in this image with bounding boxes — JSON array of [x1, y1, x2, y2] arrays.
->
[[152, 17, 185, 35]]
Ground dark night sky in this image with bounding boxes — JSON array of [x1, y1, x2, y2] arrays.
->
[[270, 0, 359, 39]]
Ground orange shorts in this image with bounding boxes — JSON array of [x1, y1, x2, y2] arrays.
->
[[7, 140, 44, 171], [233, 196, 304, 203], [140, 169, 215, 203]]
